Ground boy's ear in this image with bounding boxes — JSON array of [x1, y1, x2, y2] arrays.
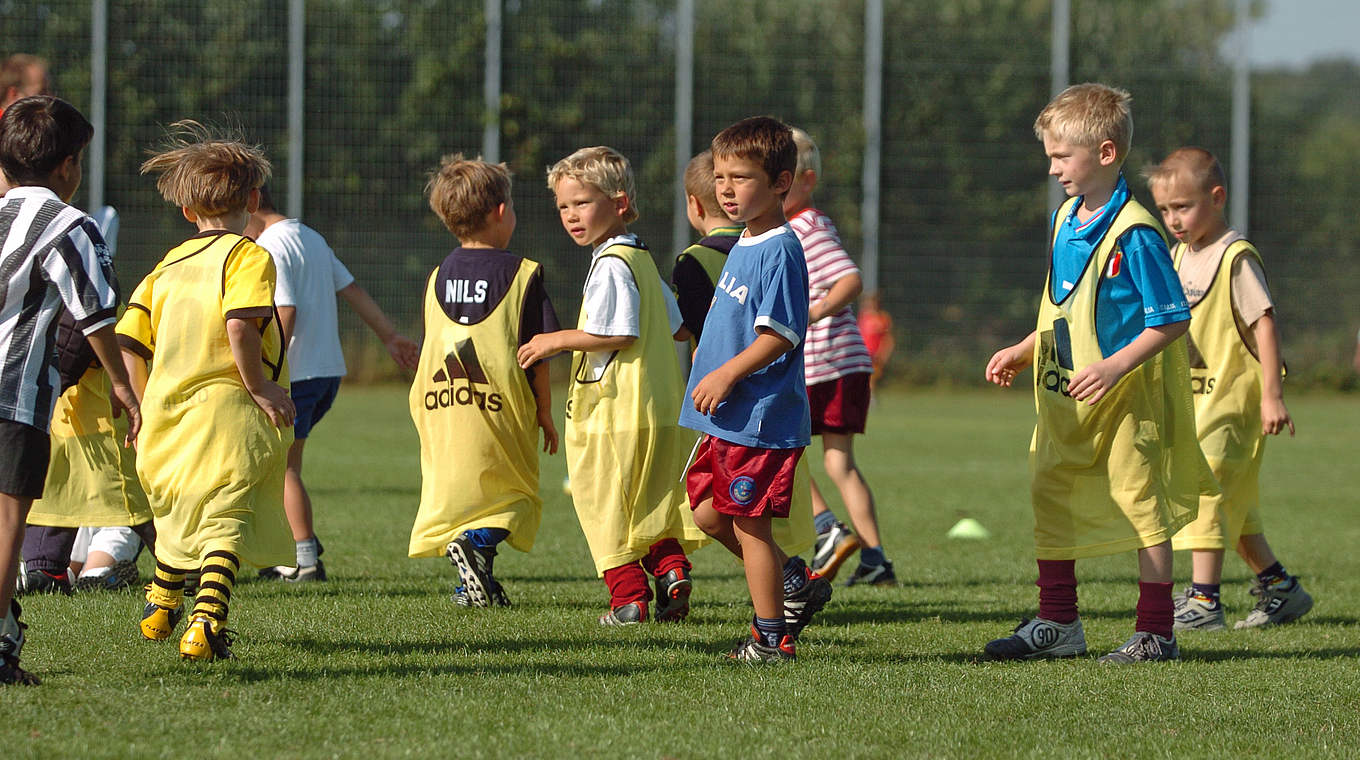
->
[[1209, 185, 1227, 209], [686, 194, 705, 220], [245, 187, 261, 215], [802, 168, 818, 191], [1097, 139, 1119, 167], [181, 206, 199, 224], [613, 192, 631, 218], [772, 169, 794, 195], [493, 201, 508, 222]]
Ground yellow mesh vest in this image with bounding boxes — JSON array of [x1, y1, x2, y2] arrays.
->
[[407, 260, 543, 557], [566, 244, 707, 575], [1030, 197, 1216, 559], [677, 243, 728, 289], [1171, 240, 1267, 549]]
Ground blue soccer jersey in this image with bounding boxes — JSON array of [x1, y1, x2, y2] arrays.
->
[[1050, 174, 1189, 357], [679, 225, 811, 449]]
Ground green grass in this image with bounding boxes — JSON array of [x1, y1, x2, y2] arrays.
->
[[7, 387, 1360, 759]]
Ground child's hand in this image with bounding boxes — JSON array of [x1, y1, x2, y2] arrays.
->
[[985, 344, 1033, 387], [517, 333, 561, 369], [691, 367, 737, 415], [250, 380, 296, 428], [1067, 358, 1125, 404], [538, 408, 560, 454], [385, 333, 421, 371], [110, 382, 141, 448], [1261, 396, 1295, 436]]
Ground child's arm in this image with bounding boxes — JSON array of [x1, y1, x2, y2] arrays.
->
[[277, 305, 298, 347], [516, 330, 634, 368], [528, 361, 559, 454], [85, 325, 140, 445], [1067, 321, 1188, 404], [690, 328, 792, 415], [338, 283, 420, 370], [985, 331, 1036, 387], [810, 271, 863, 323], [1253, 310, 1294, 436], [226, 316, 296, 427]]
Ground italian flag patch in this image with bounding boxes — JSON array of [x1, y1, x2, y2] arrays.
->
[[1107, 250, 1123, 278]]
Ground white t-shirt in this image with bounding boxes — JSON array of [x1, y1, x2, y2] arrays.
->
[[255, 219, 355, 381], [579, 234, 682, 381]]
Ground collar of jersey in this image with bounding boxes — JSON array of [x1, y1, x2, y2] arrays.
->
[[1, 186, 60, 202], [1066, 173, 1129, 236], [590, 233, 643, 259], [735, 224, 792, 246]]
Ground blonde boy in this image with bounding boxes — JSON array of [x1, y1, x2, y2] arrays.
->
[[118, 122, 295, 661], [518, 146, 703, 625], [984, 84, 1214, 663], [1146, 147, 1311, 630], [408, 155, 560, 608]]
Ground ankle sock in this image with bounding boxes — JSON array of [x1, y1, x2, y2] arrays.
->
[[752, 615, 786, 648], [192, 551, 239, 626], [147, 561, 188, 609], [1036, 559, 1079, 624], [1135, 581, 1175, 639], [1190, 582, 1221, 603], [782, 556, 808, 594], [295, 536, 320, 567], [1257, 562, 1289, 587], [813, 511, 838, 535], [859, 546, 885, 567], [467, 527, 510, 552]]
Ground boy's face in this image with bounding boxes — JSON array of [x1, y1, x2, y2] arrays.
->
[[553, 176, 627, 248], [1150, 172, 1226, 249], [1042, 133, 1116, 199], [713, 154, 787, 224]]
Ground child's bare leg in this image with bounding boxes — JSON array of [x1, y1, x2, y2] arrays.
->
[[0, 494, 32, 615], [1191, 549, 1225, 585], [810, 477, 831, 517], [822, 432, 881, 548], [1236, 533, 1278, 575], [283, 438, 314, 542], [692, 499, 742, 557], [733, 516, 785, 620], [1137, 541, 1173, 583]]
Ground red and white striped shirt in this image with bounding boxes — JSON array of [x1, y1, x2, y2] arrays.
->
[[788, 208, 874, 386]]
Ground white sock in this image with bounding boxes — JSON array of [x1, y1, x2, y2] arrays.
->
[[79, 566, 114, 579], [296, 537, 319, 568]]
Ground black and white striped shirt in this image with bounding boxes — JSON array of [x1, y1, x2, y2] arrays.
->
[[0, 186, 119, 430]]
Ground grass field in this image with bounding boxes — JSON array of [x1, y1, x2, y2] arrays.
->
[[6, 386, 1360, 759]]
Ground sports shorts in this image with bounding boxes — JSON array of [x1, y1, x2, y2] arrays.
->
[[0, 419, 51, 499], [809, 371, 871, 435], [685, 434, 803, 518], [290, 376, 342, 439]]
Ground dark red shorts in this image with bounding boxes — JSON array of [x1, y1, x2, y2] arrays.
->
[[808, 372, 871, 435], [685, 435, 803, 518]]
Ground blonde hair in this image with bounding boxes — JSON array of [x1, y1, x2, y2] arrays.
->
[[546, 146, 638, 223], [683, 150, 723, 217], [790, 126, 821, 177], [1034, 83, 1133, 161], [1141, 146, 1226, 194], [426, 154, 512, 240], [139, 120, 270, 217]]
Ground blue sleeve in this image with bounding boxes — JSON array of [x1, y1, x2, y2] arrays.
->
[[752, 241, 809, 347], [1121, 226, 1189, 327]]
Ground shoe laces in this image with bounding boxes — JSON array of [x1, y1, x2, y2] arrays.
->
[[1125, 633, 1162, 658]]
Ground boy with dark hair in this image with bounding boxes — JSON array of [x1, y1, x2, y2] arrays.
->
[[680, 116, 829, 663], [408, 154, 559, 607], [0, 95, 136, 685]]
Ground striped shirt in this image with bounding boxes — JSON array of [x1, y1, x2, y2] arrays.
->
[[788, 207, 874, 386], [0, 186, 119, 430]]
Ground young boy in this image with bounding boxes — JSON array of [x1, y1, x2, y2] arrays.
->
[[409, 155, 559, 607], [680, 116, 830, 663], [784, 126, 886, 585], [984, 84, 1215, 663], [0, 95, 137, 685], [518, 146, 704, 625], [1146, 147, 1312, 630], [247, 186, 419, 582], [119, 121, 295, 662], [672, 149, 743, 340]]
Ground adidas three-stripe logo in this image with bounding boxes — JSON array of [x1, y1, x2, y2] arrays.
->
[[422, 338, 505, 412]]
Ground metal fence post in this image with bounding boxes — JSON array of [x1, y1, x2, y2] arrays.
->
[[861, 0, 883, 294], [483, 0, 502, 163], [89, 0, 107, 211], [288, 0, 305, 218], [673, 0, 695, 258], [1231, 0, 1250, 234], [1047, 0, 1070, 218]]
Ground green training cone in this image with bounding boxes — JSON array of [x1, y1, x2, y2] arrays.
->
[[947, 517, 991, 540]]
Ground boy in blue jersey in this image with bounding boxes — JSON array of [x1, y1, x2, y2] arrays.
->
[[681, 116, 829, 663], [984, 84, 1214, 663]]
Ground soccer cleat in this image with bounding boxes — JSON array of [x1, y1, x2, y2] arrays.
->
[[452, 585, 471, 607], [179, 616, 236, 661], [1098, 631, 1179, 663], [1172, 587, 1226, 631], [652, 567, 692, 623], [0, 601, 38, 686], [139, 601, 184, 641], [1235, 576, 1313, 629], [984, 617, 1087, 660], [844, 559, 897, 588], [783, 569, 833, 639], [74, 560, 141, 593], [15, 568, 72, 596], [598, 601, 646, 626], [258, 561, 327, 583], [447, 535, 508, 608], [0, 656, 39, 685], [727, 627, 796, 663], [810, 521, 862, 582]]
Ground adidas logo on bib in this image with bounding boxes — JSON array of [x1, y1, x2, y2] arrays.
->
[[423, 338, 504, 412]]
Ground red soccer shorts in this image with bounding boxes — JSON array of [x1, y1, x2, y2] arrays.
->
[[808, 371, 871, 435], [685, 435, 803, 518]]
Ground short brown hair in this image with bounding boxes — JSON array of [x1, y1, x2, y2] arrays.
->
[[683, 150, 722, 217], [1142, 146, 1226, 194], [426, 154, 513, 239], [140, 120, 271, 217], [711, 116, 796, 186], [0, 96, 93, 185], [1, 54, 49, 104], [1034, 83, 1133, 161], [546, 146, 638, 224]]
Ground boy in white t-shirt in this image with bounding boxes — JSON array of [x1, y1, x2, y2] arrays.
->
[[246, 187, 419, 580]]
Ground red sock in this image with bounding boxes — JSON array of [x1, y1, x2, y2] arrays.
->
[[640, 538, 690, 577], [1136, 581, 1175, 638], [601, 562, 649, 609], [1036, 559, 1078, 623]]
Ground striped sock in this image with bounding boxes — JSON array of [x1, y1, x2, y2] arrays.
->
[[192, 551, 239, 627], [146, 561, 188, 610]]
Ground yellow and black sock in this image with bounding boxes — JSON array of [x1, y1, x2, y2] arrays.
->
[[146, 561, 189, 609], [191, 551, 239, 628]]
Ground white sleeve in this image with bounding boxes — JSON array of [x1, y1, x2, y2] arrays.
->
[[330, 249, 355, 292], [581, 257, 641, 337]]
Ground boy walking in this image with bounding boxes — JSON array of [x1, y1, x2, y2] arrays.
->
[[984, 84, 1214, 663], [1146, 147, 1312, 630], [518, 146, 704, 625], [409, 155, 559, 607], [120, 121, 295, 661], [681, 116, 830, 663], [1, 96, 137, 684]]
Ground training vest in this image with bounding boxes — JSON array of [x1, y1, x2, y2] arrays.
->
[[677, 230, 740, 289], [408, 259, 543, 557], [1030, 196, 1215, 559], [566, 242, 705, 574]]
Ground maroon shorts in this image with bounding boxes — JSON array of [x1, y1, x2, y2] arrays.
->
[[685, 435, 803, 518], [808, 372, 871, 435]]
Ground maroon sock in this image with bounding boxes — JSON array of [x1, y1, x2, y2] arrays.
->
[[601, 562, 650, 610], [1036, 559, 1078, 623], [1136, 581, 1175, 638], [640, 538, 690, 577]]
